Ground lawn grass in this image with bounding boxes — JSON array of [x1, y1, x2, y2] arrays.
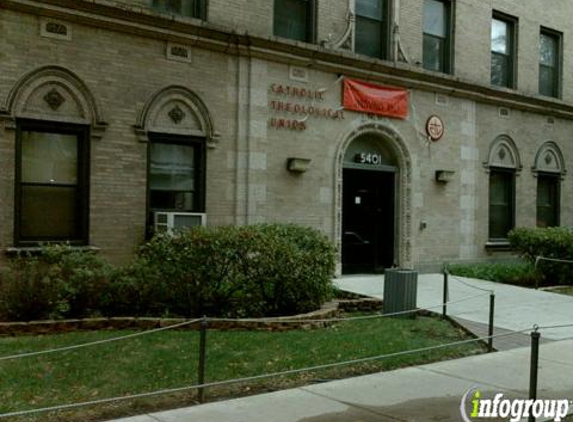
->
[[546, 286, 573, 297], [0, 315, 485, 422], [447, 261, 539, 287]]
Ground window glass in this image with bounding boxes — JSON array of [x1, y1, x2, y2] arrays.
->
[[537, 174, 559, 227], [21, 186, 77, 238], [491, 19, 508, 54], [423, 0, 446, 37], [21, 132, 77, 184], [491, 54, 509, 87], [356, 0, 384, 20], [274, 0, 312, 42], [152, 0, 205, 19], [355, 0, 387, 59], [423, 35, 444, 72], [355, 16, 384, 58], [539, 30, 560, 97], [489, 170, 514, 239], [150, 143, 196, 211], [17, 126, 87, 243], [540, 33, 556, 66]]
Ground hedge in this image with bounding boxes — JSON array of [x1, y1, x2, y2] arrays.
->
[[508, 227, 573, 286], [0, 224, 337, 321]]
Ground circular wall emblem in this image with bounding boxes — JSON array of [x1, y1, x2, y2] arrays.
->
[[426, 115, 445, 141]]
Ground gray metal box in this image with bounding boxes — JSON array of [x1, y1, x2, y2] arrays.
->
[[383, 268, 418, 316]]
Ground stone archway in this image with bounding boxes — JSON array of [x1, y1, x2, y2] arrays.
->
[[334, 122, 413, 273]]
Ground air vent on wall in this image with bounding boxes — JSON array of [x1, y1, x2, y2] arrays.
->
[[166, 43, 192, 63], [435, 93, 448, 106], [40, 18, 72, 41], [289, 66, 308, 83], [498, 107, 510, 119]]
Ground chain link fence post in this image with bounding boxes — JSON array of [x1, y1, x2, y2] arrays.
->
[[488, 293, 495, 353], [528, 329, 541, 422], [442, 268, 449, 318]]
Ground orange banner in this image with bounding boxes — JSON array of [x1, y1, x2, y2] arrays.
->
[[343, 78, 408, 119]]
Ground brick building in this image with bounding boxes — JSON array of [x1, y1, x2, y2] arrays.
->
[[0, 0, 571, 273]]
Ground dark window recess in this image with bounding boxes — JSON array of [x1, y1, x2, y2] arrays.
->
[[537, 174, 560, 228], [274, 0, 315, 43], [148, 135, 205, 214], [491, 14, 516, 88], [16, 121, 89, 245], [152, 0, 207, 19], [488, 169, 515, 240], [355, 0, 389, 59], [423, 0, 451, 73], [539, 29, 561, 98]]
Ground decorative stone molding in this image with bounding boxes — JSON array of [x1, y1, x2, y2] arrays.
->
[[532, 141, 566, 179], [334, 122, 413, 269], [4, 65, 107, 141], [135, 85, 220, 148], [321, 1, 355, 51], [483, 135, 522, 172]]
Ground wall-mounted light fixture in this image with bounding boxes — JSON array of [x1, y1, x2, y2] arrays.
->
[[287, 157, 312, 173], [435, 170, 455, 183]]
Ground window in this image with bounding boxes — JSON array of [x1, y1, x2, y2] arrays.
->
[[152, 0, 207, 20], [423, 0, 452, 73], [148, 135, 205, 215], [491, 13, 516, 88], [489, 169, 515, 240], [273, 0, 316, 43], [16, 121, 89, 245], [537, 174, 560, 227], [539, 28, 561, 98], [355, 0, 390, 59]]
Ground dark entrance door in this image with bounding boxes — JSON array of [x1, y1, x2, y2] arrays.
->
[[342, 168, 395, 274]]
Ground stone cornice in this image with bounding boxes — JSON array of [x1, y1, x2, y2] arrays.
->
[[4, 0, 573, 120]]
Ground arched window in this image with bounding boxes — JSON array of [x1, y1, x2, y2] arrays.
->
[[6, 66, 106, 245], [136, 86, 218, 235], [484, 135, 521, 242], [533, 141, 565, 227]]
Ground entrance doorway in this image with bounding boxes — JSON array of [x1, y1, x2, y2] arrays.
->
[[342, 168, 395, 273]]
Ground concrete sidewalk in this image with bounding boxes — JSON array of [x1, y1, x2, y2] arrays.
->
[[335, 274, 573, 341], [112, 340, 573, 422]]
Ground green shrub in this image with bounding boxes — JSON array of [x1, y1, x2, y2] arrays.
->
[[508, 227, 573, 285], [129, 224, 337, 318], [0, 224, 337, 321], [0, 255, 61, 321], [447, 261, 539, 287], [0, 246, 113, 321]]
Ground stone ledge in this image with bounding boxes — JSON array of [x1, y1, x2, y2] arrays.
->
[[0, 300, 382, 335]]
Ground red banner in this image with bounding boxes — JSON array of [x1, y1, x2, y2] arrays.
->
[[342, 78, 408, 119]]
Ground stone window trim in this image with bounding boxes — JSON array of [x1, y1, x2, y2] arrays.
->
[[532, 141, 566, 180], [0, 65, 107, 142], [5, 245, 100, 257], [484, 135, 520, 249], [482, 134, 522, 174], [134, 85, 220, 148]]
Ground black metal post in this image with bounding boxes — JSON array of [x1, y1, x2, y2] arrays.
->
[[442, 270, 449, 318], [528, 330, 541, 422], [197, 316, 208, 403], [488, 293, 495, 353]]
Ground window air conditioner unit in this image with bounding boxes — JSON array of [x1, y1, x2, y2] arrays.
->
[[153, 212, 207, 235]]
